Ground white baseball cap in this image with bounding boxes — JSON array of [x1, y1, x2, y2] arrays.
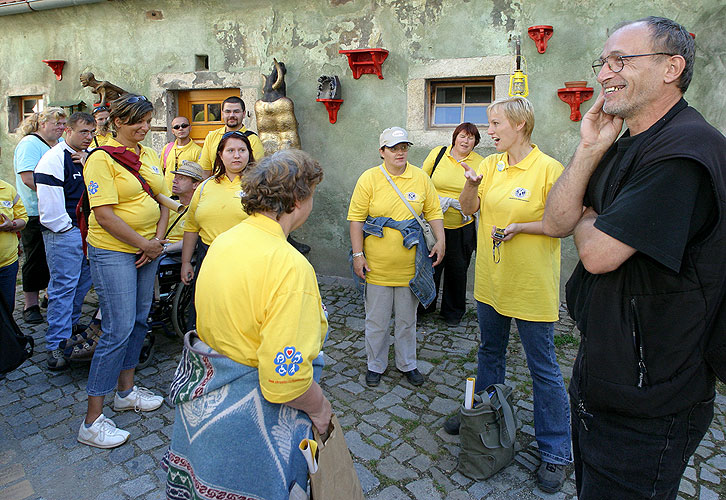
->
[[379, 127, 412, 148]]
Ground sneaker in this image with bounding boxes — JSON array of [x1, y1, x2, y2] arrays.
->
[[402, 368, 425, 386], [537, 462, 566, 493], [23, 305, 43, 324], [40, 295, 48, 309], [47, 348, 69, 371], [113, 386, 163, 412], [443, 414, 460, 435], [77, 414, 130, 449], [365, 370, 382, 387]]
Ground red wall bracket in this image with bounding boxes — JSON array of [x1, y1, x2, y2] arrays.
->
[[42, 59, 65, 81], [528, 26, 554, 54], [317, 99, 344, 124], [557, 86, 594, 121], [339, 48, 389, 79]]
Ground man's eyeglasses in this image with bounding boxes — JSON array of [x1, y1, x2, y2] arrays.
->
[[592, 53, 673, 75], [388, 143, 410, 153], [172, 123, 190, 130]]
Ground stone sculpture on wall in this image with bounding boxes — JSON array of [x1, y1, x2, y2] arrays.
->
[[254, 59, 301, 155], [79, 72, 128, 105], [317, 75, 341, 100]]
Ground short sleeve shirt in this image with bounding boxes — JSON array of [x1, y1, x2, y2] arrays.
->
[[13, 134, 52, 216], [199, 126, 265, 172], [161, 140, 202, 192], [185, 175, 249, 245], [0, 181, 28, 268]]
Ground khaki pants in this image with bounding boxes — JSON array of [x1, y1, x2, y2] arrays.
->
[[364, 284, 418, 373]]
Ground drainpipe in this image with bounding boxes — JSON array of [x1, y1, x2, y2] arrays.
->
[[0, 0, 105, 16]]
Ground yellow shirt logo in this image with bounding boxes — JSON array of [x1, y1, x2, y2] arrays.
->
[[509, 187, 531, 201], [406, 192, 418, 201]]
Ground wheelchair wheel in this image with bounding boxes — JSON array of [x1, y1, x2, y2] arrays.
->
[[171, 281, 194, 339], [137, 331, 156, 369]]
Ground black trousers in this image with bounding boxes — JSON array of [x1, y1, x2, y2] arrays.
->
[[571, 396, 714, 500], [20, 216, 49, 293], [419, 222, 475, 322]]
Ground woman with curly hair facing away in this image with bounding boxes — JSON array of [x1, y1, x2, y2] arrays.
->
[[164, 149, 332, 499]]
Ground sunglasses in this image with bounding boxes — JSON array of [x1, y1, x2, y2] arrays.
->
[[127, 95, 149, 103], [222, 130, 246, 139], [172, 123, 190, 130], [92, 106, 109, 115]]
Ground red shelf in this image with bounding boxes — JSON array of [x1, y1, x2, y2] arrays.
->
[[42, 59, 65, 81], [339, 48, 389, 79], [557, 87, 594, 121], [317, 99, 344, 124], [528, 25, 554, 54]]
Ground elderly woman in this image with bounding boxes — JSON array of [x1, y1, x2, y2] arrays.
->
[[163, 149, 331, 499], [453, 96, 571, 493], [180, 131, 254, 285], [419, 122, 484, 325], [78, 94, 170, 449], [348, 127, 444, 388]]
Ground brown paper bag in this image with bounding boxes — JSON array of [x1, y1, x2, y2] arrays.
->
[[309, 414, 365, 500]]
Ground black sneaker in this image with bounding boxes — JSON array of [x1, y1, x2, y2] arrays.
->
[[365, 370, 381, 387], [23, 305, 43, 324], [443, 414, 460, 435], [47, 349, 69, 371], [402, 368, 424, 386], [443, 316, 461, 327], [537, 462, 566, 493]]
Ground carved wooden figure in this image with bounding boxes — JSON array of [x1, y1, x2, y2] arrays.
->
[[254, 59, 301, 155], [79, 72, 128, 105]]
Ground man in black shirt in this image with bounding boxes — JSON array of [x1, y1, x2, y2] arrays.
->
[[543, 16, 725, 499]]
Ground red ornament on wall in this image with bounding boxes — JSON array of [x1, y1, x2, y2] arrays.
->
[[42, 60, 65, 81]]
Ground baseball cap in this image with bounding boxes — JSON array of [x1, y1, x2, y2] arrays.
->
[[379, 127, 412, 148], [171, 160, 204, 182]]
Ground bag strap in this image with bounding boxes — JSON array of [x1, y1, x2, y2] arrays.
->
[[487, 385, 516, 448], [93, 146, 155, 198], [430, 146, 447, 178], [162, 142, 175, 171], [12, 194, 20, 206], [164, 206, 188, 239], [378, 165, 428, 233]]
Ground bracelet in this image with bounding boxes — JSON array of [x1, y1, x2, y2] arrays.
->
[[352, 252, 364, 258], [153, 237, 161, 242]]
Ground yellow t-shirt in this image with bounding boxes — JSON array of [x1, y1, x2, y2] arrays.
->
[[474, 145, 564, 322], [161, 140, 202, 192], [185, 175, 249, 245], [422, 145, 484, 229], [196, 213, 328, 403], [347, 163, 443, 287], [91, 133, 113, 148], [198, 125, 265, 172], [84, 138, 170, 253], [0, 181, 27, 268], [165, 209, 189, 243]]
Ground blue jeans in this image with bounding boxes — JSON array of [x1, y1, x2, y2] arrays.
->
[[86, 245, 159, 396], [43, 228, 92, 350], [0, 260, 19, 313], [475, 301, 572, 465]]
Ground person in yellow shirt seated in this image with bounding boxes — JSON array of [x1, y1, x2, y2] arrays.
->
[[419, 122, 484, 325], [163, 149, 331, 499], [90, 105, 112, 148], [455, 96, 571, 493], [160, 116, 202, 192], [198, 96, 264, 178], [162, 160, 203, 252]]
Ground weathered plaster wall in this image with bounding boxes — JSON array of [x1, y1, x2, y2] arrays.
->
[[0, 0, 723, 293]]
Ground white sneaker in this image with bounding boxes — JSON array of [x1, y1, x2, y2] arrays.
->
[[77, 414, 130, 449], [113, 386, 163, 412]]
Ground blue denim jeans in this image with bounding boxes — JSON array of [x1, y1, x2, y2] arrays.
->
[[86, 245, 159, 396], [43, 228, 92, 350], [0, 260, 19, 313], [475, 301, 572, 465]]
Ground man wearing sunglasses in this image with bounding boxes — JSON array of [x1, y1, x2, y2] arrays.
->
[[161, 116, 202, 192], [543, 16, 725, 499]]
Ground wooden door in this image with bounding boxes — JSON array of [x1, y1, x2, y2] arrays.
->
[[177, 89, 240, 145]]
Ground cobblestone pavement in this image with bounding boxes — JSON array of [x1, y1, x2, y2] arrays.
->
[[1, 277, 724, 500]]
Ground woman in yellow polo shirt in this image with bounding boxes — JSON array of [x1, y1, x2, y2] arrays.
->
[[348, 127, 445, 388], [455, 96, 571, 493], [163, 150, 331, 499], [0, 180, 27, 312], [79, 94, 170, 449], [420, 122, 484, 325], [179, 131, 255, 285]]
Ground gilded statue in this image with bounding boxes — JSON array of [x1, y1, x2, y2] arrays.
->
[[80, 72, 128, 106], [254, 59, 301, 155]]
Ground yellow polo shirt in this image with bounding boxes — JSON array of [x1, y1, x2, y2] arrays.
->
[[347, 163, 443, 287], [474, 145, 563, 322], [196, 213, 327, 403], [91, 133, 113, 148], [185, 175, 249, 245], [0, 181, 27, 268], [198, 125, 265, 172], [161, 140, 202, 192], [165, 209, 189, 243], [84, 138, 170, 253], [422, 145, 484, 229]]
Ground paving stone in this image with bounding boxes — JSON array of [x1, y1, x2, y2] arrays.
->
[[373, 392, 402, 409], [707, 454, 726, 470], [120, 474, 155, 497], [358, 422, 376, 436], [406, 477, 441, 499], [369, 485, 410, 500], [377, 455, 417, 481], [353, 462, 379, 494], [369, 433, 390, 447], [429, 396, 459, 415], [364, 411, 391, 427], [344, 431, 381, 461], [108, 445, 135, 464], [101, 466, 129, 486], [699, 485, 719, 500], [67, 445, 92, 463], [409, 453, 432, 471], [126, 454, 155, 474], [468, 481, 493, 499], [340, 381, 365, 394], [391, 442, 416, 462], [409, 425, 439, 454], [389, 405, 417, 421]]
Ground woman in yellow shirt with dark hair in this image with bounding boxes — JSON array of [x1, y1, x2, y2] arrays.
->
[[0, 180, 27, 312], [79, 94, 170, 449], [420, 122, 484, 325]]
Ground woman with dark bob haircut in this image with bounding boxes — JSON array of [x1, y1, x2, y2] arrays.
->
[[79, 94, 170, 449], [164, 149, 331, 499], [419, 122, 484, 325]]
